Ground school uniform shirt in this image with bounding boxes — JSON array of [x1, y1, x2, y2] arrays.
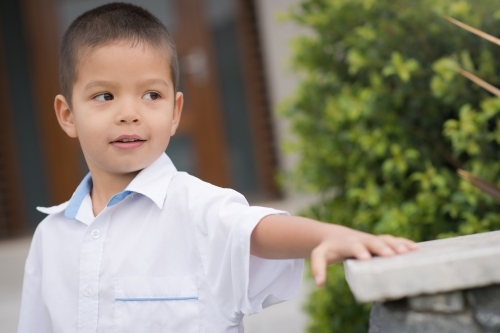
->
[[18, 153, 303, 333]]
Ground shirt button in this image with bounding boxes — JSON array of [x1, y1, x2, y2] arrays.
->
[[91, 229, 100, 239], [83, 286, 93, 297]]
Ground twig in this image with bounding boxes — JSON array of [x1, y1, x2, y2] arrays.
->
[[444, 15, 500, 47], [458, 169, 500, 201], [457, 68, 500, 98]]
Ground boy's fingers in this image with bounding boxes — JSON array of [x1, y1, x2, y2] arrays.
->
[[311, 245, 328, 286], [349, 242, 372, 260], [309, 234, 418, 287], [399, 237, 419, 250], [379, 235, 410, 254], [380, 235, 419, 253], [365, 237, 395, 257]]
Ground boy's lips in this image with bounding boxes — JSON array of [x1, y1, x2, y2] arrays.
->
[[110, 135, 146, 150]]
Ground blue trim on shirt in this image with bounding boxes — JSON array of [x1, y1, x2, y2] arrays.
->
[[65, 173, 93, 220], [108, 190, 133, 207], [64, 173, 134, 220], [115, 296, 198, 302]]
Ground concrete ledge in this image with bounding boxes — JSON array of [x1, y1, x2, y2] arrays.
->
[[344, 230, 500, 303]]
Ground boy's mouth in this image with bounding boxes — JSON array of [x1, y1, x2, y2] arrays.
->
[[111, 135, 146, 149]]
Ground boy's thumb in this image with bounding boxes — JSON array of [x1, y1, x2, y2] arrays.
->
[[311, 246, 327, 286]]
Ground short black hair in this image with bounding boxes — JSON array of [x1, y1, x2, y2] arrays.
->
[[59, 2, 179, 107]]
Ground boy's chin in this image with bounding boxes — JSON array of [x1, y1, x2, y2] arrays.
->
[[110, 162, 150, 175], [86, 150, 165, 175], [94, 159, 150, 176]]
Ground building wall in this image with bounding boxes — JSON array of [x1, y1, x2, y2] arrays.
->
[[254, 0, 310, 189]]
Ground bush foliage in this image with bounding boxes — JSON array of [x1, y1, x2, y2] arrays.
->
[[282, 0, 500, 331]]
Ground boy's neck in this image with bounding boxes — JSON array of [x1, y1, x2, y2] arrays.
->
[[89, 168, 140, 217]]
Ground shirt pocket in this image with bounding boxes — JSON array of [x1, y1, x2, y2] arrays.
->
[[113, 276, 199, 333]]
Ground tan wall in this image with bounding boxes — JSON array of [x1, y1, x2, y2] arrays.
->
[[254, 0, 310, 189]]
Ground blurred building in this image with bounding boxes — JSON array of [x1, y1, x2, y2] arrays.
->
[[0, 0, 303, 238]]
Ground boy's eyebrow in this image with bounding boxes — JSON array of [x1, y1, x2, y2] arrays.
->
[[83, 78, 170, 91], [138, 78, 170, 87], [83, 80, 120, 91]]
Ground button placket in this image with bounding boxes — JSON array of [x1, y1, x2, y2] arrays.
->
[[83, 285, 93, 297], [77, 214, 111, 333]]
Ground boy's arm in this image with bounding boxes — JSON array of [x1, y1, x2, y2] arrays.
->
[[18, 228, 50, 333], [250, 215, 418, 286]]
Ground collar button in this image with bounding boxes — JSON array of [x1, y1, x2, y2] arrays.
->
[[91, 229, 100, 239]]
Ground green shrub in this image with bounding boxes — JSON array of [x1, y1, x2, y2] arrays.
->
[[281, 0, 500, 331]]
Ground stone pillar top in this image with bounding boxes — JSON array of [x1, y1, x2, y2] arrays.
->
[[344, 230, 500, 303]]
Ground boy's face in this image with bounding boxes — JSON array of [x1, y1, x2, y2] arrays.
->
[[54, 41, 183, 176]]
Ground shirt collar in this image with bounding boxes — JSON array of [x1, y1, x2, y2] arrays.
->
[[64, 173, 92, 219], [62, 153, 177, 220]]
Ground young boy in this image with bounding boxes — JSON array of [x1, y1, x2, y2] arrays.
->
[[18, 3, 417, 333]]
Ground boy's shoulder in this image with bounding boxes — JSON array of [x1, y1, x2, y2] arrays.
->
[[169, 171, 248, 207], [170, 171, 239, 197]]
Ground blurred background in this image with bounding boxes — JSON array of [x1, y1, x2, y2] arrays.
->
[[0, 0, 313, 332]]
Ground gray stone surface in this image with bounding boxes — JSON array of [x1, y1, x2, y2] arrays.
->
[[468, 285, 500, 332], [369, 300, 483, 333], [409, 291, 464, 313], [344, 230, 500, 303]]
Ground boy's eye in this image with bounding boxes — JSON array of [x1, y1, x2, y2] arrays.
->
[[94, 93, 114, 101], [143, 92, 160, 100]]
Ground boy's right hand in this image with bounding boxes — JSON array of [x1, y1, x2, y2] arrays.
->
[[310, 226, 418, 286]]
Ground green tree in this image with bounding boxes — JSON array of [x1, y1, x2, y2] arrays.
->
[[281, 0, 500, 331]]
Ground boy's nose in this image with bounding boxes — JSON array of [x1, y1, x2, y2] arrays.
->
[[120, 117, 139, 123], [116, 98, 141, 124], [117, 108, 140, 124]]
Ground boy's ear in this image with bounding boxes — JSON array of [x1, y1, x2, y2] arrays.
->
[[169, 92, 184, 136], [54, 94, 78, 138]]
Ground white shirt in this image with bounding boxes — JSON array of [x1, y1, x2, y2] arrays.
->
[[18, 153, 303, 333]]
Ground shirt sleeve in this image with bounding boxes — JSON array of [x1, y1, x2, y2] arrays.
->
[[191, 186, 304, 319], [18, 225, 51, 333]]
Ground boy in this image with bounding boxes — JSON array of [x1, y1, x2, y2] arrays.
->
[[18, 3, 417, 333]]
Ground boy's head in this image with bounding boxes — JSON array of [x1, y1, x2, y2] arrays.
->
[[59, 2, 179, 107], [54, 3, 184, 177]]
